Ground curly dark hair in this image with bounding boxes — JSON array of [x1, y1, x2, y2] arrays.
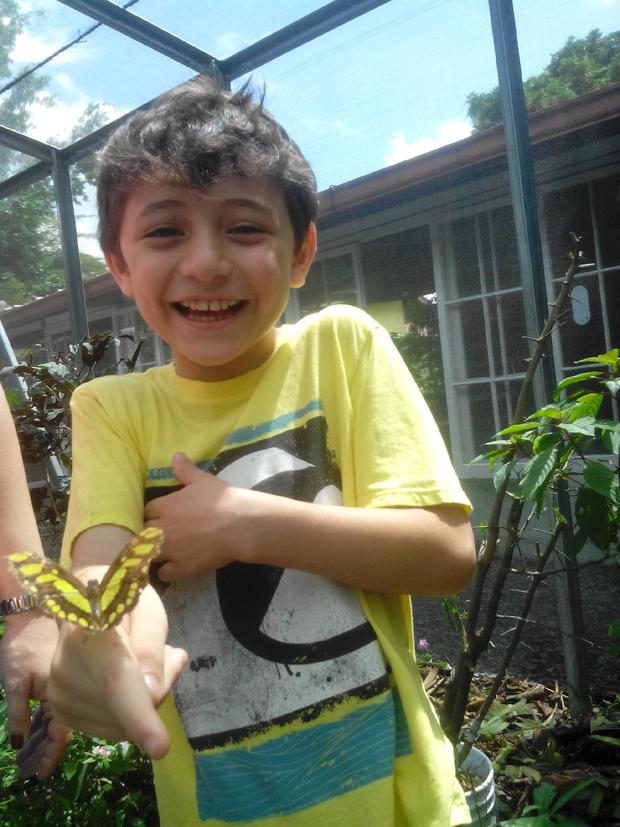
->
[[97, 76, 318, 255]]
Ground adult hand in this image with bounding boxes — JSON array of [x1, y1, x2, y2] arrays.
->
[[16, 702, 72, 779], [47, 583, 186, 759], [0, 612, 62, 748], [144, 453, 255, 581]]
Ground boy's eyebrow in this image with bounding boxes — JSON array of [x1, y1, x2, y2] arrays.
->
[[138, 196, 275, 219]]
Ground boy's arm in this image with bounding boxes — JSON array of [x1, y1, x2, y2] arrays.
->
[[46, 524, 187, 758], [146, 453, 475, 596]]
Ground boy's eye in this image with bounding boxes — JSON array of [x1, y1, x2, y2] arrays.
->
[[229, 224, 264, 235], [145, 226, 182, 238]]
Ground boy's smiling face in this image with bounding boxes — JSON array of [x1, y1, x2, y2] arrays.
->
[[106, 177, 316, 381]]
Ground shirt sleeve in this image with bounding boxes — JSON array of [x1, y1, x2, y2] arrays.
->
[[60, 380, 147, 566], [349, 320, 471, 512]]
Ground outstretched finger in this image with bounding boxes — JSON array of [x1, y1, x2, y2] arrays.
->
[[85, 629, 171, 760], [128, 586, 187, 705]]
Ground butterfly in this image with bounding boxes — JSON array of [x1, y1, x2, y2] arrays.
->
[[7, 526, 163, 632]]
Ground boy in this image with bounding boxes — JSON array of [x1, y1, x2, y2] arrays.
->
[[48, 77, 475, 826]]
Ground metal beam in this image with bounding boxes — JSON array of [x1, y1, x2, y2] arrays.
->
[[221, 0, 391, 80], [51, 150, 89, 344], [0, 160, 52, 200], [0, 125, 55, 162], [488, 0, 591, 715], [58, 0, 222, 76]]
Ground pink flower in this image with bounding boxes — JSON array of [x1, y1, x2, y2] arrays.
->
[[417, 638, 429, 650]]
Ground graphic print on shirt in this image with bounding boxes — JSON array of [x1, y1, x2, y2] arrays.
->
[[146, 414, 389, 751]]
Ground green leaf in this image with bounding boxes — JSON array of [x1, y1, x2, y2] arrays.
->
[[583, 460, 618, 500], [591, 734, 620, 747], [575, 488, 611, 550], [576, 348, 619, 368], [518, 445, 559, 501], [499, 422, 538, 435], [605, 378, 620, 396], [557, 416, 596, 436], [493, 459, 516, 491], [528, 405, 564, 420], [567, 393, 603, 421], [532, 781, 557, 811], [553, 370, 602, 401], [610, 619, 620, 640], [533, 431, 562, 453], [551, 777, 598, 813]]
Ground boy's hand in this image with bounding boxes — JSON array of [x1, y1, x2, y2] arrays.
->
[[47, 583, 187, 759], [144, 453, 251, 581]]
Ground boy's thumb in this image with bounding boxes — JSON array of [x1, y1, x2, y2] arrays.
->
[[172, 452, 203, 485]]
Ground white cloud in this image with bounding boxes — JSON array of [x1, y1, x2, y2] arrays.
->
[[11, 30, 92, 66], [384, 119, 472, 167]]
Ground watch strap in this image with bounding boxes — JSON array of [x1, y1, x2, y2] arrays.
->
[[0, 594, 38, 617]]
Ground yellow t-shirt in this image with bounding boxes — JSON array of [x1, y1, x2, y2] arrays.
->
[[63, 305, 472, 826]]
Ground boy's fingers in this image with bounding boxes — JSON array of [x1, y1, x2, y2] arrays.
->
[[128, 585, 186, 703], [88, 633, 171, 759], [171, 451, 203, 485]]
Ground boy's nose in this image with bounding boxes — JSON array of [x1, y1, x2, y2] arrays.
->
[[181, 235, 233, 282]]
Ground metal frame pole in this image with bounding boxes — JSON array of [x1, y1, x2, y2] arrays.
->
[[51, 150, 89, 344], [488, 0, 590, 713]]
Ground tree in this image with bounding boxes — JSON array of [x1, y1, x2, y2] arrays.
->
[[0, 0, 106, 305], [467, 29, 620, 132]]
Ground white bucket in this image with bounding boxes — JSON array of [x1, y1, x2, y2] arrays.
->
[[458, 746, 497, 827]]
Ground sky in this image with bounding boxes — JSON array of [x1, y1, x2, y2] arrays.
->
[[5, 0, 620, 258]]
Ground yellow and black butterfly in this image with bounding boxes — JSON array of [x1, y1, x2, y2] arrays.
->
[[8, 527, 163, 632]]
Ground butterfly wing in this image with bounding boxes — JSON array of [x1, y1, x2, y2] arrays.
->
[[95, 527, 163, 631], [7, 551, 94, 630]]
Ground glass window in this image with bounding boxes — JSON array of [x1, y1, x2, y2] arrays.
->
[[455, 382, 495, 461], [298, 253, 356, 317], [544, 184, 594, 278], [447, 299, 489, 380], [488, 292, 528, 376], [592, 174, 620, 270], [446, 216, 481, 300]]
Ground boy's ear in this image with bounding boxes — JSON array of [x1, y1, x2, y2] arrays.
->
[[105, 251, 134, 298], [290, 224, 317, 289]]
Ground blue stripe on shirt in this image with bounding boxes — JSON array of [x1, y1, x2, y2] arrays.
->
[[193, 689, 411, 822]]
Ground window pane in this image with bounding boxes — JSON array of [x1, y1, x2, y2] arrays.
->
[[299, 254, 355, 316], [488, 292, 528, 376], [498, 379, 535, 425], [448, 299, 489, 379], [361, 226, 434, 304], [447, 216, 481, 299], [491, 205, 520, 290], [593, 174, 620, 270], [604, 269, 620, 351], [558, 275, 606, 366], [543, 184, 594, 277], [456, 383, 495, 461]]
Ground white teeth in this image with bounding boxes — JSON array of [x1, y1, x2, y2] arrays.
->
[[180, 300, 239, 311]]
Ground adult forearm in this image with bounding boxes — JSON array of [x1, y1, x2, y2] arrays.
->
[[0, 393, 43, 598]]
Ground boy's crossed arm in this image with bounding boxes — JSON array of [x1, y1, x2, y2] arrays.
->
[[146, 453, 475, 597]]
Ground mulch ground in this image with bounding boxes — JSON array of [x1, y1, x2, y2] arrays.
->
[[422, 669, 620, 825]]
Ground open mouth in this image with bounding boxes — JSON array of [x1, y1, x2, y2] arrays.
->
[[174, 299, 245, 323]]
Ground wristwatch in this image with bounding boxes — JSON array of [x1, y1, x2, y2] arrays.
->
[[0, 594, 38, 617]]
